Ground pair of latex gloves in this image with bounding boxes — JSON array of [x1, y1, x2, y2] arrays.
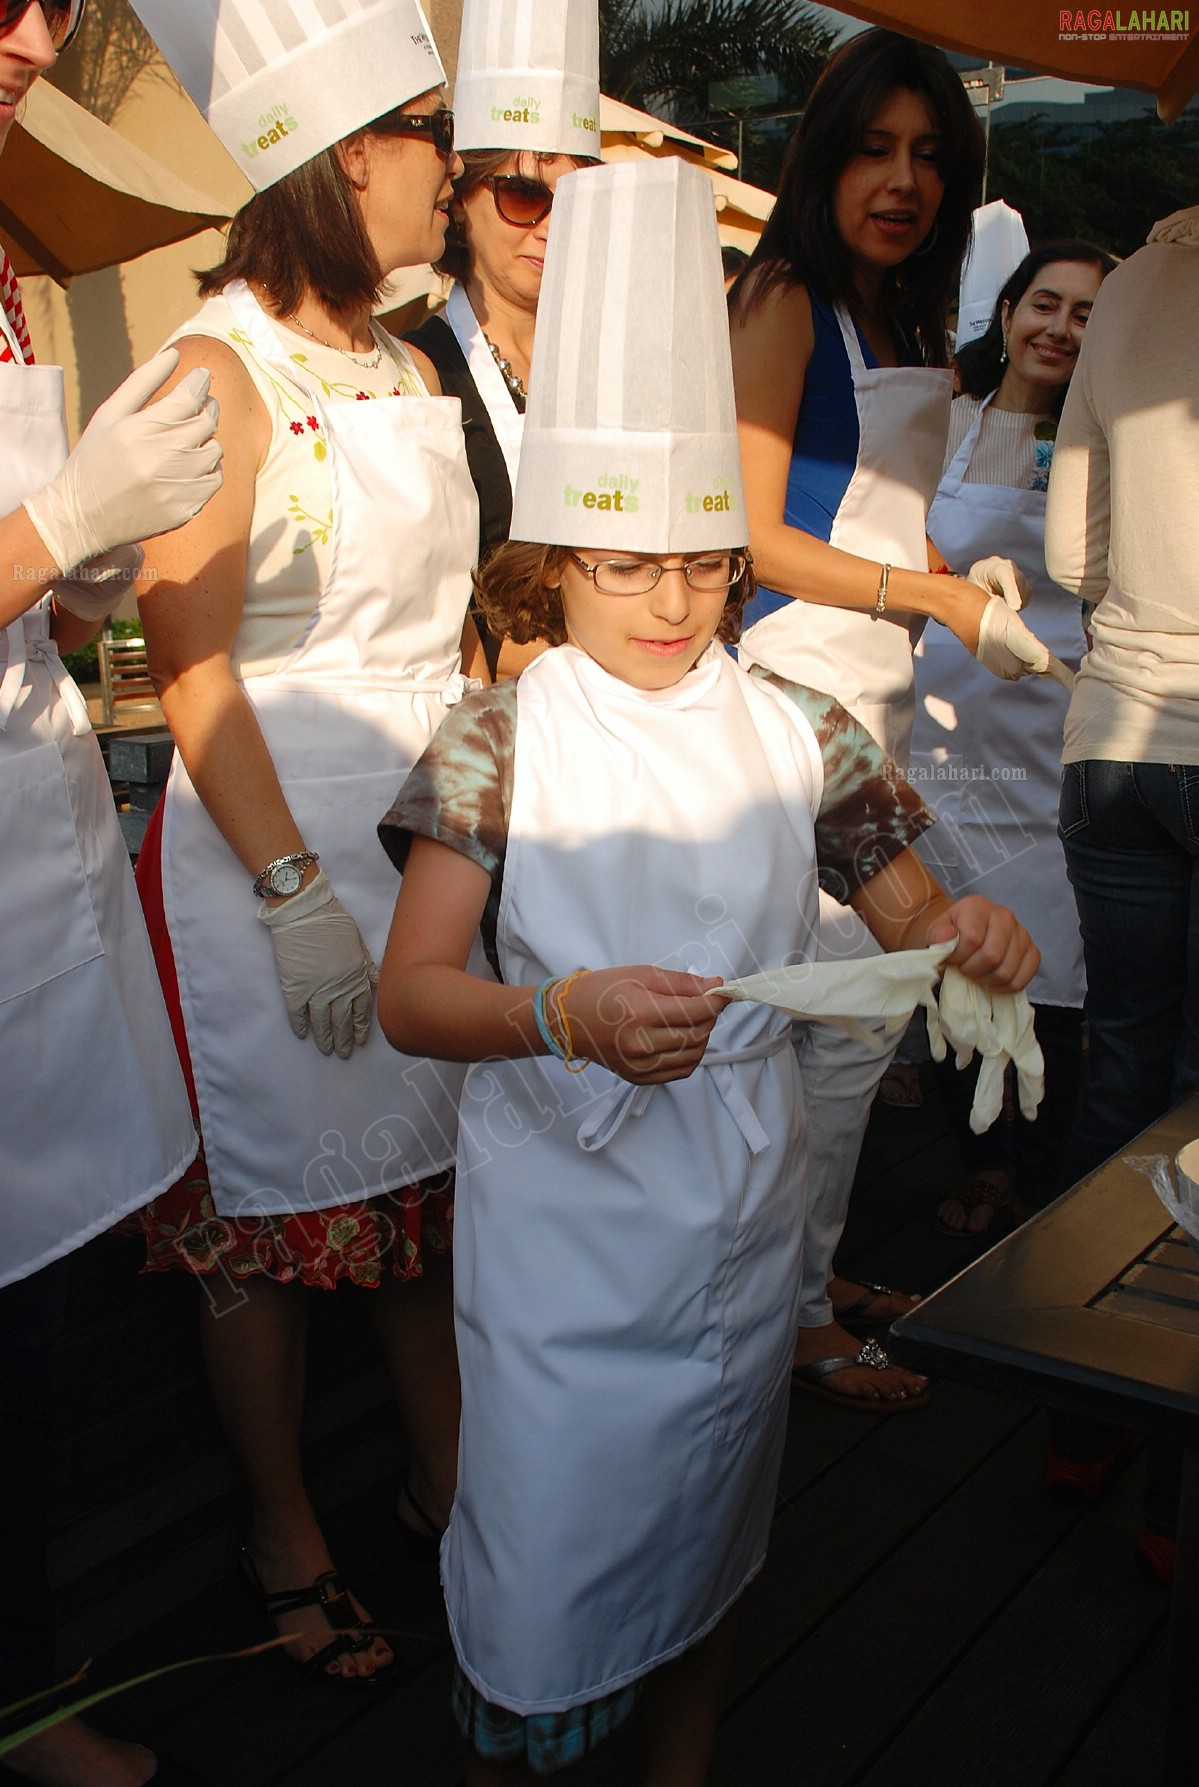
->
[[964, 556, 1075, 691], [721, 942, 1044, 1135], [23, 347, 223, 622]]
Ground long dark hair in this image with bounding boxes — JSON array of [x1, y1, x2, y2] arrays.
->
[[955, 239, 1116, 407], [197, 104, 440, 316], [729, 29, 985, 366]]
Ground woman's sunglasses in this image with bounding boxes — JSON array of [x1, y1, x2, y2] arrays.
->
[[483, 174, 555, 228], [1, 0, 85, 51], [387, 105, 455, 159]]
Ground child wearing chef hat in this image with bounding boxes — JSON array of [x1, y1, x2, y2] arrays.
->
[[378, 158, 1038, 1780]]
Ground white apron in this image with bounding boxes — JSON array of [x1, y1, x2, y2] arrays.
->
[[911, 397, 1085, 1008], [740, 304, 952, 765], [445, 281, 525, 489], [444, 645, 824, 1713], [160, 281, 480, 1215], [0, 318, 196, 1289]]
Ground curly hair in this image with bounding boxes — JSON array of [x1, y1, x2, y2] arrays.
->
[[474, 542, 756, 648], [729, 28, 985, 366]]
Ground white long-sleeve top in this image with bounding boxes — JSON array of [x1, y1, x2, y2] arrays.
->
[[1045, 204, 1199, 766]]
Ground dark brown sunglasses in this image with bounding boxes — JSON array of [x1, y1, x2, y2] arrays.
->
[[483, 174, 555, 228]]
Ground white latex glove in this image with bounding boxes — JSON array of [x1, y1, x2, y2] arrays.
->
[[23, 348, 222, 577], [52, 542, 144, 622], [966, 556, 1032, 611], [975, 595, 1051, 681], [720, 943, 954, 1045], [924, 967, 1045, 1134], [256, 869, 376, 1060]]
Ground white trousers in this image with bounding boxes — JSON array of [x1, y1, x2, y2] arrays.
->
[[794, 893, 902, 1328]]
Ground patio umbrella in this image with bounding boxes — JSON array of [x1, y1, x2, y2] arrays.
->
[[600, 94, 740, 170], [0, 77, 233, 285], [835, 2, 1199, 121], [600, 94, 772, 251]]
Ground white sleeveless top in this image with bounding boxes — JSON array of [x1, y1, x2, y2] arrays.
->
[[175, 293, 428, 678]]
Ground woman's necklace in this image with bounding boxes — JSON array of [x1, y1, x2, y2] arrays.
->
[[484, 334, 527, 405], [288, 308, 384, 370]]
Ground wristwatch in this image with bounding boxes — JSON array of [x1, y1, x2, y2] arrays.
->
[[252, 851, 319, 899]]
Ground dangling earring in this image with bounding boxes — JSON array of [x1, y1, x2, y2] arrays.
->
[[912, 219, 940, 258], [1000, 332, 1008, 366]]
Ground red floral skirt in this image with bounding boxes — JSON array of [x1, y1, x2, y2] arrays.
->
[[126, 798, 453, 1289]]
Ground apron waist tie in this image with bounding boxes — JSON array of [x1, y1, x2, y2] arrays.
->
[[1, 616, 93, 737], [0, 613, 90, 736], [575, 1031, 790, 1157], [258, 671, 479, 703]]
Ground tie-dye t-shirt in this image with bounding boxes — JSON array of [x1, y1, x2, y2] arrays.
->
[[378, 662, 934, 977]]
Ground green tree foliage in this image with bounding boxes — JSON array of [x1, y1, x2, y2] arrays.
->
[[987, 113, 1199, 259], [599, 0, 834, 186]]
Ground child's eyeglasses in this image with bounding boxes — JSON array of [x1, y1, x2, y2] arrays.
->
[[484, 174, 555, 228], [387, 106, 455, 159], [2, 0, 85, 51], [567, 552, 748, 596]]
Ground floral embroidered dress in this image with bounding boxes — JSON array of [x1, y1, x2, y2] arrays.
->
[[131, 301, 453, 1289]]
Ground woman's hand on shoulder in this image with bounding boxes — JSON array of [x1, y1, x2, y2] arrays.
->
[[925, 896, 1039, 993], [561, 965, 728, 1085]]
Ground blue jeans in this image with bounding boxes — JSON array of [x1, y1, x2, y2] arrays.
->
[[1054, 761, 1199, 1511], [1059, 758, 1199, 1189]]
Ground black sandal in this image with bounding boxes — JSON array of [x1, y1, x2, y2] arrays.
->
[[240, 1548, 398, 1690]]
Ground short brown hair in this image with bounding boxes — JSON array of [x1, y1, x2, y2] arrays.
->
[[436, 149, 598, 284], [197, 106, 431, 316], [474, 541, 755, 648]]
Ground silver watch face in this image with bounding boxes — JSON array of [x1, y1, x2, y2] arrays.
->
[[270, 861, 304, 897]]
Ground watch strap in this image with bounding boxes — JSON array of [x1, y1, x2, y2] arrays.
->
[[252, 850, 320, 899]]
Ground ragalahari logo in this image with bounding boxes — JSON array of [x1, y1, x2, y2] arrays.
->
[[1058, 8, 1190, 39]]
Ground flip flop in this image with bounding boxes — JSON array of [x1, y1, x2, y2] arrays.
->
[[934, 1175, 1011, 1239], [879, 1062, 923, 1108], [831, 1280, 922, 1329], [790, 1337, 932, 1414]]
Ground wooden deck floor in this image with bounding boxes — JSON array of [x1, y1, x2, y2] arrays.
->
[[44, 1080, 1170, 1786]]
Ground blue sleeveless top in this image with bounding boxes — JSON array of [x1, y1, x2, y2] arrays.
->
[[742, 294, 918, 631]]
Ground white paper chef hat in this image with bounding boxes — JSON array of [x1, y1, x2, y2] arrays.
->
[[129, 0, 445, 192], [454, 0, 600, 158], [510, 158, 746, 554], [956, 199, 1030, 345]]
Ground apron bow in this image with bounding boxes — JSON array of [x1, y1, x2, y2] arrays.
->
[[0, 614, 92, 737], [575, 1031, 789, 1158]]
